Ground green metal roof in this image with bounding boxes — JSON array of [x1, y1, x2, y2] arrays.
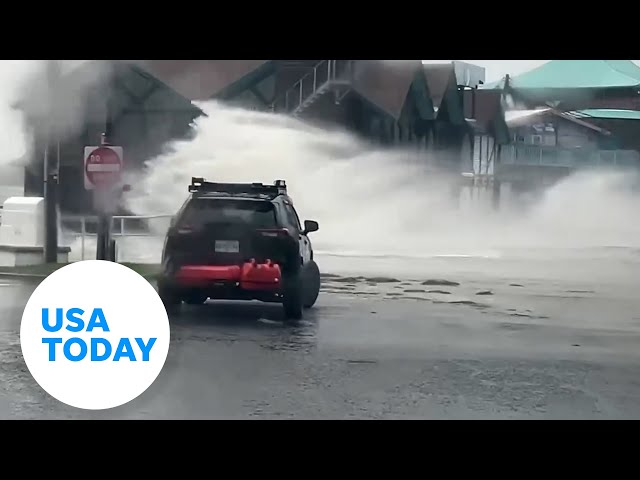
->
[[571, 108, 640, 120], [482, 60, 640, 90]]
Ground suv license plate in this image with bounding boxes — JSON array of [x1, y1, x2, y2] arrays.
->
[[215, 240, 240, 253]]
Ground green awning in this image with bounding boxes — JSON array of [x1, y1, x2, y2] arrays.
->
[[571, 109, 640, 120]]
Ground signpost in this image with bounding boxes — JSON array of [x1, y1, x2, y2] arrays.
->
[[83, 141, 124, 261]]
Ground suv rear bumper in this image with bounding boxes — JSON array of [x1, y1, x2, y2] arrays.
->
[[159, 280, 283, 303], [158, 262, 285, 302]]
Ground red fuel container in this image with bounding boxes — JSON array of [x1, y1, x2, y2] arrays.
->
[[240, 259, 282, 291]]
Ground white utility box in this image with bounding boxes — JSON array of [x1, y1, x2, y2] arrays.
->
[[0, 196, 71, 267]]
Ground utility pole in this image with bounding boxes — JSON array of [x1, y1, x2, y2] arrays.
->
[[43, 60, 61, 264]]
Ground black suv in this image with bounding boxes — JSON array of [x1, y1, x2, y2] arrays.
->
[[158, 178, 321, 322]]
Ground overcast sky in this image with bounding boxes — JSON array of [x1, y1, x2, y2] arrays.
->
[[456, 60, 549, 82], [424, 60, 640, 83], [423, 60, 549, 82]]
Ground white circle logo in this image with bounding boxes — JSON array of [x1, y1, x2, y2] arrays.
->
[[19, 260, 170, 410]]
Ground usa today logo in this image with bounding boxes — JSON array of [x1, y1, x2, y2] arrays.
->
[[20, 261, 170, 410]]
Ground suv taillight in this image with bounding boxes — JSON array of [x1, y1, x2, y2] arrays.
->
[[176, 225, 199, 235], [257, 228, 289, 238]]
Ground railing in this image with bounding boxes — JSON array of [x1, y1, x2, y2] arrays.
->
[[501, 145, 640, 169], [272, 60, 354, 114], [62, 214, 173, 261]]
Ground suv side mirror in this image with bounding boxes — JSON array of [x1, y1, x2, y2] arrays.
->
[[303, 220, 319, 234]]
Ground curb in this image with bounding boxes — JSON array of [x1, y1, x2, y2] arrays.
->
[[0, 273, 48, 281], [0, 272, 160, 282]]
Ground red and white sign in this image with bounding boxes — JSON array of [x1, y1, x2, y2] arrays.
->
[[84, 145, 124, 190]]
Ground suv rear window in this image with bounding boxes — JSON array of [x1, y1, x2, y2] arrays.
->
[[179, 198, 277, 229]]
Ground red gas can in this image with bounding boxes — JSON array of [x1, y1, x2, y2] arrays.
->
[[240, 259, 282, 291]]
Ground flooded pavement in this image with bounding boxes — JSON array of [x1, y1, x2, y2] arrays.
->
[[1, 275, 640, 419]]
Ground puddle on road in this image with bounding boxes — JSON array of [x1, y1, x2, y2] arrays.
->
[[320, 274, 557, 322], [165, 274, 560, 356]]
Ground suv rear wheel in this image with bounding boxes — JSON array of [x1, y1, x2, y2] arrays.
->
[[303, 260, 321, 309], [282, 271, 303, 323], [159, 283, 182, 316], [184, 292, 208, 305]]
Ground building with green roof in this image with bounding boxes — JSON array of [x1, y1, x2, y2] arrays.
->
[[477, 61, 640, 200], [482, 60, 640, 111], [567, 108, 640, 154]]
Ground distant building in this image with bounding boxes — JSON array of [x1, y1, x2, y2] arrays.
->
[[566, 109, 640, 152], [476, 60, 640, 198], [499, 108, 628, 188], [482, 60, 640, 111], [145, 60, 500, 174], [16, 59, 507, 215]]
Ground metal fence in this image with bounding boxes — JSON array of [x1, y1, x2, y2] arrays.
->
[[501, 145, 640, 169], [62, 214, 173, 261]]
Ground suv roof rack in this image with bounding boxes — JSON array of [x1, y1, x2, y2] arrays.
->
[[189, 177, 288, 199]]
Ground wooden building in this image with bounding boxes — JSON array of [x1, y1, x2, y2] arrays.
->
[[17, 60, 509, 215], [476, 60, 640, 201], [566, 109, 640, 153], [270, 60, 504, 176]]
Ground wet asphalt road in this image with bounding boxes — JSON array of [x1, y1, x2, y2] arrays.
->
[[2, 277, 640, 419]]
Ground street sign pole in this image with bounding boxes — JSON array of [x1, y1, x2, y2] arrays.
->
[[96, 134, 109, 261], [99, 102, 110, 262], [44, 60, 61, 264], [44, 168, 59, 263], [96, 207, 110, 261], [84, 135, 124, 262]]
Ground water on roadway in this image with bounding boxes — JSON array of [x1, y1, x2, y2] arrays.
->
[[2, 269, 640, 420]]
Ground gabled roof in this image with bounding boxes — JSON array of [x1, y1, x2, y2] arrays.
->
[[15, 60, 204, 135], [423, 63, 455, 110], [126, 60, 273, 101], [397, 70, 436, 123], [350, 60, 426, 119], [83, 61, 204, 118], [482, 60, 640, 91], [422, 63, 467, 124]]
